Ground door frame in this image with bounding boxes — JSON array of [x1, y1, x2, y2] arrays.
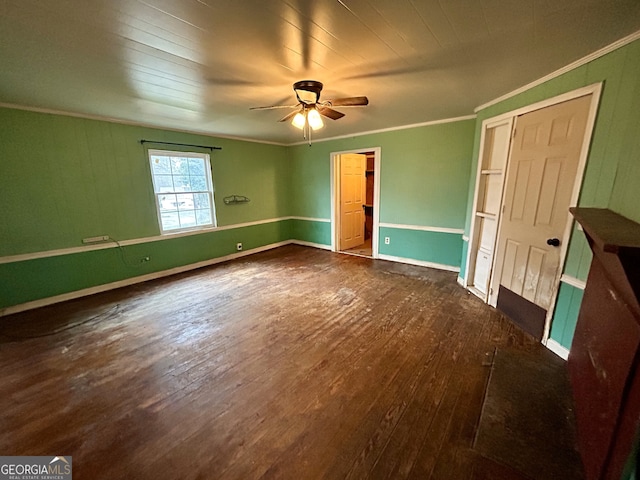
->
[[466, 82, 602, 343], [465, 116, 514, 301], [330, 147, 381, 258]]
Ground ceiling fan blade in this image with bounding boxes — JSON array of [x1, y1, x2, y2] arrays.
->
[[317, 106, 345, 120], [250, 104, 299, 110], [326, 96, 369, 107], [278, 110, 300, 122]]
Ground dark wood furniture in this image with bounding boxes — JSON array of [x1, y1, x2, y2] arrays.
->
[[569, 207, 640, 480]]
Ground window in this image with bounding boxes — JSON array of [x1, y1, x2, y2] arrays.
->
[[148, 149, 216, 233]]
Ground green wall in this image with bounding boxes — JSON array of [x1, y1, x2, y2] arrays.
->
[[0, 107, 474, 311], [0, 108, 290, 256], [464, 38, 640, 350], [288, 119, 476, 268], [0, 108, 291, 310]]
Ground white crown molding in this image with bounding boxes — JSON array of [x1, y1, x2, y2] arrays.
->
[[0, 102, 288, 147], [289, 115, 478, 146], [475, 29, 640, 113]]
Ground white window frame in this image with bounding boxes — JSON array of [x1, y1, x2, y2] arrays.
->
[[148, 149, 217, 234]]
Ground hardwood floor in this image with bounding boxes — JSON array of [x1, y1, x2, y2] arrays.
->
[[1, 245, 551, 479]]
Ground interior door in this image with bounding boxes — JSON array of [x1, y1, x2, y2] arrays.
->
[[339, 153, 366, 250], [492, 95, 592, 336]]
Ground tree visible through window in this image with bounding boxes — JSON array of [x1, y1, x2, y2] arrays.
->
[[148, 149, 216, 233]]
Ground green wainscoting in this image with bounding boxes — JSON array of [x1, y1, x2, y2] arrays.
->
[[0, 220, 291, 311], [289, 219, 331, 247], [378, 227, 462, 270], [549, 282, 585, 349]]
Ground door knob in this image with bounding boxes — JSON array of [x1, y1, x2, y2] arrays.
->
[[546, 238, 561, 247]]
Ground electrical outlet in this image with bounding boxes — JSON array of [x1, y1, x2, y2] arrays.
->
[[236, 242, 243, 251], [384, 236, 390, 245], [82, 235, 109, 244]]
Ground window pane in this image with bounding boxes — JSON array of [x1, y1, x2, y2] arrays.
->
[[159, 194, 177, 212], [194, 193, 210, 209], [188, 158, 205, 176], [149, 150, 215, 233], [179, 210, 197, 228], [196, 209, 212, 225], [173, 175, 191, 191], [176, 193, 194, 210], [155, 175, 174, 193], [190, 175, 207, 191], [151, 156, 171, 174], [160, 211, 180, 230], [170, 157, 189, 175]]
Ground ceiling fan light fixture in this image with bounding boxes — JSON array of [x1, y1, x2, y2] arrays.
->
[[293, 80, 323, 104], [295, 89, 317, 104], [291, 111, 306, 129], [307, 108, 324, 130]]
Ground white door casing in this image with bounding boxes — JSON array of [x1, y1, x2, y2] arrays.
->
[[330, 148, 381, 258], [339, 153, 366, 251], [492, 94, 593, 311]]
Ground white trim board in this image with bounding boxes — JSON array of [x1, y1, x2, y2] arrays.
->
[[289, 216, 331, 223], [378, 254, 460, 273], [292, 115, 477, 146], [3, 30, 638, 150], [545, 339, 570, 361], [464, 83, 602, 345], [379, 223, 464, 235], [560, 274, 587, 290], [2, 240, 456, 317], [0, 216, 300, 265], [475, 30, 640, 113], [330, 148, 382, 259], [0, 102, 287, 147], [290, 240, 332, 250]]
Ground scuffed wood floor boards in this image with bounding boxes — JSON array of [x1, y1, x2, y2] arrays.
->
[[1, 245, 545, 479]]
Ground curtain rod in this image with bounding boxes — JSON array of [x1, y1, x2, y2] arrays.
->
[[140, 139, 222, 151]]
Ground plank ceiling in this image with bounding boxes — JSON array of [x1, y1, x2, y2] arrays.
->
[[1, 0, 639, 144]]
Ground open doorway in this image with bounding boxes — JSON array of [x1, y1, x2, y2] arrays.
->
[[331, 148, 380, 259]]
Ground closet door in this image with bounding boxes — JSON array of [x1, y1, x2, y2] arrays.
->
[[467, 119, 512, 300], [492, 95, 592, 337]]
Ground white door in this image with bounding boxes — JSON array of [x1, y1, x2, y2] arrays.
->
[[339, 153, 366, 250], [492, 94, 592, 310]]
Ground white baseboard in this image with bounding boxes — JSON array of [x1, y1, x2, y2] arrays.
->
[[2, 240, 463, 317], [290, 240, 332, 250], [0, 241, 291, 317], [545, 339, 570, 360], [377, 254, 460, 273]]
